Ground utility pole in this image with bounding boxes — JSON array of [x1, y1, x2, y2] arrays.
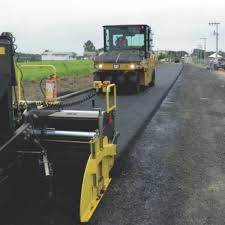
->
[[200, 37, 207, 64], [197, 44, 202, 64], [209, 22, 220, 60]]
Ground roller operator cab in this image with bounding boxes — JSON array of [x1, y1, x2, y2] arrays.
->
[[94, 24, 156, 93]]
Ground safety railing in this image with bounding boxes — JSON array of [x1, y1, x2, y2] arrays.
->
[[16, 64, 57, 102], [106, 83, 117, 113]]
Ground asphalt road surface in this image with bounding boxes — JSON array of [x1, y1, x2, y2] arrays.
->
[[89, 64, 225, 225]]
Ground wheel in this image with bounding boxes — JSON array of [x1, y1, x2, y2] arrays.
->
[[135, 81, 140, 93], [129, 73, 140, 94], [93, 73, 100, 81], [214, 64, 218, 70], [149, 69, 155, 87]]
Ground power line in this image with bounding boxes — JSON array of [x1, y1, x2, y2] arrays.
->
[[209, 22, 220, 60]]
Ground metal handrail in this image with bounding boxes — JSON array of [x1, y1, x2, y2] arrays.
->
[[16, 64, 57, 102], [19, 64, 56, 74], [106, 84, 117, 113]]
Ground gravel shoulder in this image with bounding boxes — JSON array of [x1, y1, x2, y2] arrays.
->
[[89, 64, 225, 225]]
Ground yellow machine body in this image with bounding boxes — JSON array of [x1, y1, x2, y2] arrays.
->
[[94, 56, 156, 87], [0, 32, 119, 224], [33, 83, 117, 223], [93, 24, 157, 92], [80, 84, 117, 222], [80, 136, 116, 222]]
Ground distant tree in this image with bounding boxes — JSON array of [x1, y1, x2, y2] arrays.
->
[[191, 49, 204, 59], [95, 47, 104, 56], [15, 52, 41, 62], [219, 51, 225, 57], [158, 53, 167, 60], [176, 51, 188, 58], [206, 51, 214, 57], [167, 51, 176, 61], [83, 40, 96, 52], [96, 47, 103, 52]]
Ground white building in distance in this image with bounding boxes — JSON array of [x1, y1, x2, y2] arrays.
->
[[208, 52, 222, 59], [41, 50, 77, 61]]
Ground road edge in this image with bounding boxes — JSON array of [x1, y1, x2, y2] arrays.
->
[[116, 64, 184, 161]]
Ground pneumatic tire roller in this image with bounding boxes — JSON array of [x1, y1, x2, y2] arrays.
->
[[93, 24, 157, 94]]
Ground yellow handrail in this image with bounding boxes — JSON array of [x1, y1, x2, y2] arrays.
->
[[106, 84, 117, 113], [19, 64, 56, 75], [16, 64, 57, 102]]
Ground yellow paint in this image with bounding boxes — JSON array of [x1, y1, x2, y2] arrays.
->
[[19, 64, 56, 75], [79, 87, 117, 222], [93, 81, 103, 89], [106, 84, 117, 113], [80, 136, 116, 222], [16, 67, 22, 102], [95, 55, 157, 87], [140, 57, 155, 86], [0, 47, 5, 55], [95, 63, 141, 71]]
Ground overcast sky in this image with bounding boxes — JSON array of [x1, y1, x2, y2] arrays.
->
[[1, 0, 225, 54]]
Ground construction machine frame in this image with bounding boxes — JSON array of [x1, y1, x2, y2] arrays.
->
[[94, 24, 156, 93], [0, 33, 119, 223]]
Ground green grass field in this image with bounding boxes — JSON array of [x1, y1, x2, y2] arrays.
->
[[17, 60, 94, 80]]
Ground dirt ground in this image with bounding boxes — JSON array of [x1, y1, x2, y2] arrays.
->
[[20, 75, 92, 101], [214, 68, 225, 79], [88, 64, 225, 225]]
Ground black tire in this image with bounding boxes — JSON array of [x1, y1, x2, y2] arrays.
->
[[93, 73, 100, 81], [214, 64, 218, 70], [130, 73, 140, 94], [135, 81, 140, 93], [150, 69, 155, 87]]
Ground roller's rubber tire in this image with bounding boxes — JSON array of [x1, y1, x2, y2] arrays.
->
[[149, 69, 155, 87], [135, 81, 141, 93], [93, 73, 100, 81], [130, 74, 140, 94]]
